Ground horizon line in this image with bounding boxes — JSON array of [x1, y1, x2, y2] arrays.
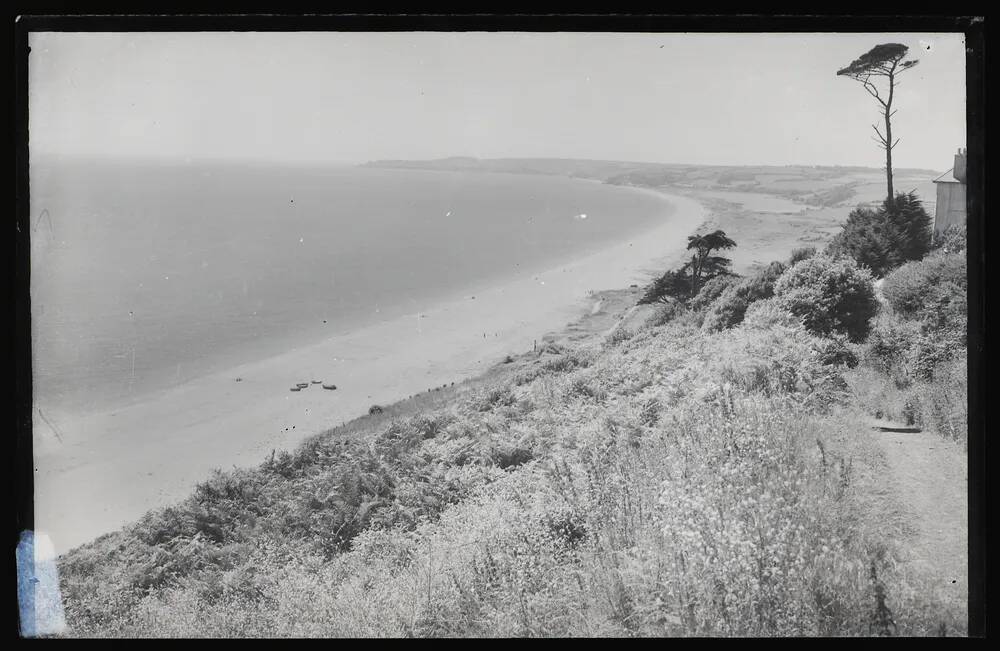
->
[[28, 151, 945, 174]]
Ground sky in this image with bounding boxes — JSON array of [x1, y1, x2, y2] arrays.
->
[[28, 32, 967, 170]]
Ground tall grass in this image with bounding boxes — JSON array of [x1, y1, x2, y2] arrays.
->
[[56, 309, 966, 637]]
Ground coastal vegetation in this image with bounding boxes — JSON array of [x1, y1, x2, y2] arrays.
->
[[638, 229, 737, 305], [826, 192, 933, 278], [54, 192, 966, 637]]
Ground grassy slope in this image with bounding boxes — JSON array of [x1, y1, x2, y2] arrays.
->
[[56, 289, 966, 638]]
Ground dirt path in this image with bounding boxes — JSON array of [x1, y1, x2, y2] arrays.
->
[[877, 429, 967, 611]]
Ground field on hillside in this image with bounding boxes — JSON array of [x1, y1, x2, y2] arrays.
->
[[363, 158, 942, 211]]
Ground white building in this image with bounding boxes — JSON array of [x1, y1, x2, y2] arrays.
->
[[932, 148, 967, 232]]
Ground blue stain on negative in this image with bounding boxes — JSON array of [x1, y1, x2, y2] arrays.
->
[[17, 530, 67, 637]]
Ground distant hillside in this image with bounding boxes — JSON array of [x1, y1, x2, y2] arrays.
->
[[362, 157, 652, 180], [361, 157, 941, 191]]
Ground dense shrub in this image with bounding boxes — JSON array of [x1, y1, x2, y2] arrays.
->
[[913, 355, 968, 443], [881, 253, 966, 318], [883, 192, 935, 262], [908, 331, 965, 381], [864, 308, 964, 383], [645, 299, 689, 327], [826, 192, 932, 278], [881, 252, 966, 331], [870, 251, 967, 381], [741, 298, 803, 330], [814, 334, 860, 368], [773, 255, 878, 343], [825, 204, 896, 275], [688, 274, 741, 312], [788, 246, 817, 265], [702, 261, 787, 332], [931, 223, 966, 254], [864, 312, 922, 381], [702, 319, 850, 412]]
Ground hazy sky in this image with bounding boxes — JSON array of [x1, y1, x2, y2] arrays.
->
[[29, 32, 967, 170]]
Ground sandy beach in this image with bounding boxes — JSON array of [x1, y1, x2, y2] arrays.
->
[[33, 190, 708, 555]]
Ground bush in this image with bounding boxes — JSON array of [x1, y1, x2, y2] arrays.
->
[[702, 261, 787, 332], [773, 255, 878, 343], [883, 192, 934, 262], [476, 385, 518, 412], [864, 312, 922, 380], [604, 327, 634, 347], [788, 246, 817, 265], [864, 307, 964, 383], [701, 288, 745, 333], [694, 318, 852, 413], [909, 332, 964, 381], [825, 204, 897, 276], [815, 334, 860, 368], [741, 298, 803, 330], [881, 252, 967, 320], [876, 252, 966, 380], [932, 223, 966, 254], [688, 274, 741, 312], [645, 299, 689, 327], [913, 355, 968, 443], [826, 192, 932, 278]]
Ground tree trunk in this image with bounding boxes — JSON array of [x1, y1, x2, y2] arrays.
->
[[690, 254, 701, 296], [884, 71, 895, 205], [884, 110, 894, 205]]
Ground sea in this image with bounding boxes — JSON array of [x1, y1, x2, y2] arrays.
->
[[29, 158, 676, 419]]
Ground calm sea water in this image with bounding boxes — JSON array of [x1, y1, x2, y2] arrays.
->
[[30, 159, 674, 417]]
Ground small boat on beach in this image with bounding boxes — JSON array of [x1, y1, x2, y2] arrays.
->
[[322, 384, 337, 390], [296, 382, 309, 388], [290, 387, 301, 392], [311, 380, 322, 384]]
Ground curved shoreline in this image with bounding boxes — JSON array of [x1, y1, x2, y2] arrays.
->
[[32, 170, 681, 422], [33, 190, 708, 555]]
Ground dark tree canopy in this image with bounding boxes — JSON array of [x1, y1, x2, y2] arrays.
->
[[638, 229, 738, 304], [687, 230, 737, 256], [836, 43, 919, 80], [825, 191, 932, 278], [637, 269, 692, 305], [685, 230, 737, 295]]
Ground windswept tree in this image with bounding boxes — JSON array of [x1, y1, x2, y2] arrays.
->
[[637, 268, 692, 305], [837, 43, 919, 204], [637, 229, 738, 304], [685, 229, 737, 295]]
